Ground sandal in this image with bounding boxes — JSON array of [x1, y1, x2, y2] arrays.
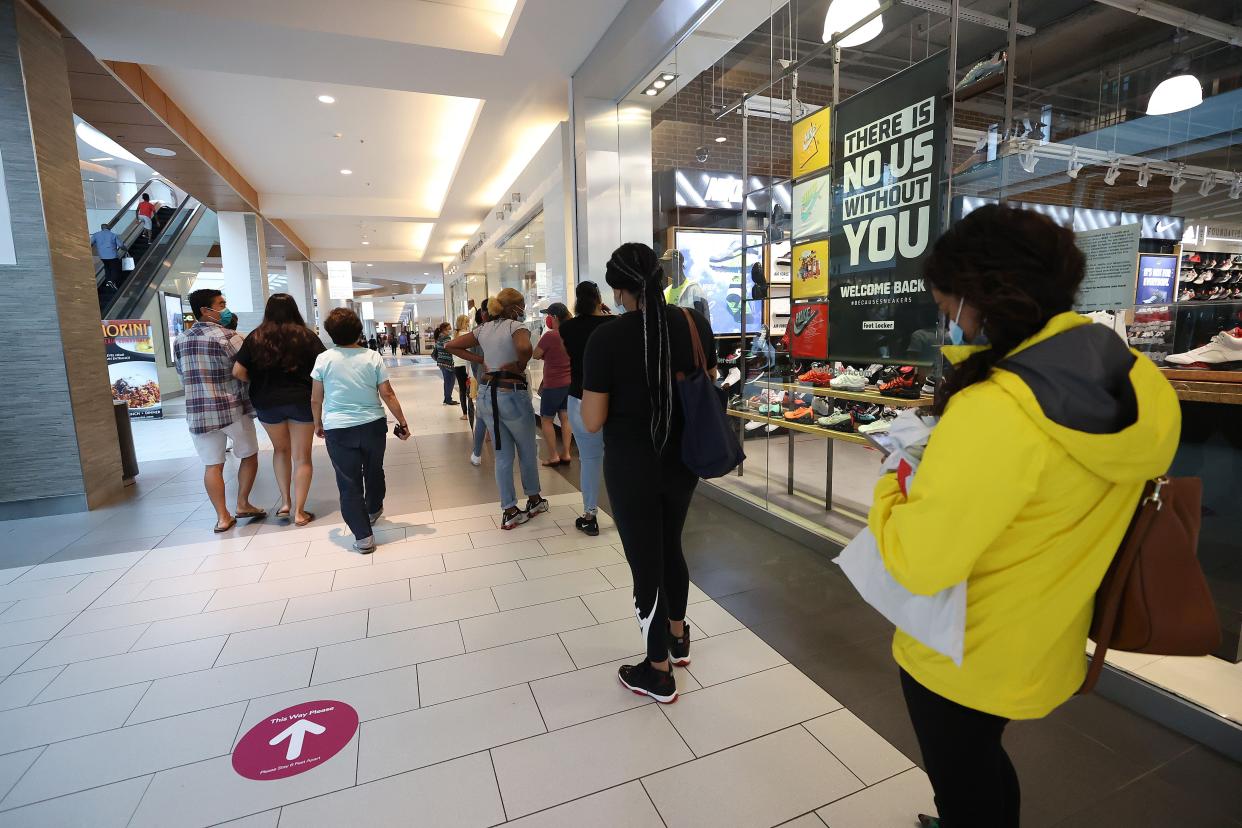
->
[[541, 458, 563, 467], [213, 517, 237, 533], [294, 512, 316, 527], [276, 507, 292, 521], [235, 508, 268, 520]]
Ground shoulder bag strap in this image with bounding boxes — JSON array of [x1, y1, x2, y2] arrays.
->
[[679, 307, 707, 373]]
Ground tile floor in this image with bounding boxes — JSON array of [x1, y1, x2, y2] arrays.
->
[[0, 360, 935, 827]]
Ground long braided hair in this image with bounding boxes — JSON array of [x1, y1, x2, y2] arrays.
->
[[926, 204, 1085, 416], [605, 243, 673, 452]]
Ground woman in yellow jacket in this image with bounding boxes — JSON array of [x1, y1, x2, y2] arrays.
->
[[869, 205, 1181, 828]]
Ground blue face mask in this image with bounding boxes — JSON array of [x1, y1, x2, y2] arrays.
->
[[218, 308, 236, 327], [948, 297, 966, 346]]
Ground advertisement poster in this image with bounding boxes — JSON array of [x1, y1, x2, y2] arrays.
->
[[829, 51, 948, 367], [792, 106, 831, 179], [162, 293, 184, 366], [792, 172, 831, 240], [790, 302, 829, 359], [1135, 253, 1177, 305], [1074, 224, 1141, 311], [792, 239, 830, 300], [101, 319, 162, 419], [670, 230, 765, 335]]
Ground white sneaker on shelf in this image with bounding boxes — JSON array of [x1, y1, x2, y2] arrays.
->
[[470, 453, 481, 466], [829, 368, 866, 391], [1165, 327, 1242, 369]]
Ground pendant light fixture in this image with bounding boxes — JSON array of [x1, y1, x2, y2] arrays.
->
[[823, 0, 883, 48], [1147, 31, 1202, 116]]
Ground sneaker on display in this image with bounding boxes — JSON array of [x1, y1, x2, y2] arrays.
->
[[811, 396, 834, 417], [829, 368, 867, 391], [879, 368, 920, 399], [920, 376, 938, 396], [668, 622, 691, 666], [618, 661, 678, 703], [784, 406, 815, 423], [858, 419, 893, 435], [817, 411, 854, 432], [1165, 327, 1242, 369]]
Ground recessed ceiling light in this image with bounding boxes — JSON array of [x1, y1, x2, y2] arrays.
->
[[661, 73, 676, 82], [653, 80, 666, 89], [340, 169, 352, 175], [366, 263, 373, 267], [317, 94, 336, 104], [144, 147, 176, 157], [361, 240, 370, 245], [423, 272, 429, 276], [644, 89, 658, 96], [715, 136, 727, 143]]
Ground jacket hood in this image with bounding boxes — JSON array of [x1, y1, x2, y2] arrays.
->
[[961, 312, 1181, 483]]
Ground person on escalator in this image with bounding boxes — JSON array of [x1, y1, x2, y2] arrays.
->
[[90, 223, 124, 294], [136, 192, 156, 242]]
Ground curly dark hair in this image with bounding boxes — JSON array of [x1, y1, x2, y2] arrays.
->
[[324, 307, 363, 347], [243, 294, 318, 371], [925, 204, 1085, 415]]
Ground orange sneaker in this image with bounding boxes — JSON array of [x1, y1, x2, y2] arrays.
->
[[783, 406, 814, 423]]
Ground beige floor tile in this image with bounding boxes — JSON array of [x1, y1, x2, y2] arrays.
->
[[128, 650, 316, 723], [460, 598, 596, 652], [216, 611, 367, 666], [282, 579, 412, 624], [469, 522, 566, 549], [430, 502, 503, 523], [35, 636, 226, 703], [502, 781, 664, 828], [0, 667, 61, 711], [598, 562, 633, 589], [136, 564, 266, 601], [204, 573, 334, 613], [196, 541, 310, 573], [311, 621, 462, 684], [582, 586, 637, 623], [356, 684, 545, 783], [1, 572, 121, 622], [558, 618, 644, 669], [1133, 654, 1242, 721], [132, 601, 286, 650], [815, 768, 935, 828], [0, 747, 42, 802], [539, 528, 621, 556], [492, 705, 693, 819], [0, 614, 74, 650], [370, 532, 473, 564], [643, 726, 863, 828], [59, 591, 214, 637], [443, 539, 549, 572], [258, 550, 371, 582], [409, 562, 525, 601], [420, 635, 576, 706], [0, 573, 88, 604], [367, 588, 499, 637], [517, 546, 624, 581], [491, 569, 613, 611], [685, 600, 745, 637], [530, 657, 702, 732], [328, 555, 444, 592], [683, 628, 787, 687], [0, 775, 151, 828], [803, 709, 914, 785], [0, 683, 148, 754], [0, 643, 43, 680]]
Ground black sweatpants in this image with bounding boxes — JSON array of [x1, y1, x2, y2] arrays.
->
[[323, 418, 388, 541], [900, 669, 1020, 828], [605, 443, 697, 664], [454, 365, 473, 419]]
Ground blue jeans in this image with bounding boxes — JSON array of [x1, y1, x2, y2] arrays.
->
[[567, 395, 603, 514], [471, 409, 488, 456], [477, 387, 541, 510], [440, 367, 456, 403]]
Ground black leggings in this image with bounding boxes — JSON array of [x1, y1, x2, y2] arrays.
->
[[605, 445, 697, 664], [900, 669, 1020, 828], [454, 366, 472, 418]]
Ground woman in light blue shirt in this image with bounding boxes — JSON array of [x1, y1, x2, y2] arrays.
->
[[311, 308, 410, 553]]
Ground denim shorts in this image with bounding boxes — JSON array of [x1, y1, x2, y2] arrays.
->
[[255, 402, 314, 424], [539, 385, 570, 417]]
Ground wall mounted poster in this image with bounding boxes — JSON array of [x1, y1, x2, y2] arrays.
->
[[1074, 224, 1141, 311], [789, 302, 829, 359], [792, 173, 831, 240], [669, 229, 765, 335], [792, 106, 831, 179], [829, 51, 948, 367], [792, 239, 830, 300], [101, 319, 162, 419], [1135, 253, 1177, 305]]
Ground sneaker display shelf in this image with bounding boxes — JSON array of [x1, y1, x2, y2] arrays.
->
[[726, 379, 932, 512]]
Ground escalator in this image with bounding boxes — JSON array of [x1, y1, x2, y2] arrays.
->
[[96, 179, 206, 320]]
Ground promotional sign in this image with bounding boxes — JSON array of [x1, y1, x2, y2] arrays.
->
[[161, 293, 184, 367], [790, 302, 829, 359], [1135, 253, 1177, 306], [792, 239, 830, 300], [792, 173, 832, 240], [829, 51, 948, 366], [361, 300, 375, 321], [1074, 224, 1141, 312], [101, 319, 162, 419], [669, 229, 765, 335], [233, 700, 358, 781], [327, 260, 354, 300], [792, 106, 831, 179]]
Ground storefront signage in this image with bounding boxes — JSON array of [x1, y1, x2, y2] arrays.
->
[[789, 302, 829, 359], [792, 106, 831, 179], [792, 239, 829, 300], [1135, 253, 1177, 305], [232, 700, 358, 781], [326, 260, 354, 300], [829, 51, 948, 366], [1074, 224, 1141, 312], [101, 319, 162, 419], [792, 173, 831, 240]]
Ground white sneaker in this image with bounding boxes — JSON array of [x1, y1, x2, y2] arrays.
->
[[829, 368, 866, 391], [368, 507, 383, 523], [470, 453, 481, 466], [353, 536, 376, 554], [1165, 327, 1242, 368], [858, 419, 892, 435]]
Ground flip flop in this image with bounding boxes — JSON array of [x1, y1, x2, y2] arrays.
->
[[213, 517, 237, 533], [276, 508, 292, 521], [294, 512, 316, 527], [236, 509, 268, 520], [541, 459, 562, 467]]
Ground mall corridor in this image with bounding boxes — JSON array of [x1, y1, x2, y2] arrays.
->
[[0, 361, 1236, 826]]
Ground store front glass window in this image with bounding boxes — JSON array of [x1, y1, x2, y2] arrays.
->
[[622, 0, 1242, 728]]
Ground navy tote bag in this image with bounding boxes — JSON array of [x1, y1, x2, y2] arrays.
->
[[676, 308, 745, 478]]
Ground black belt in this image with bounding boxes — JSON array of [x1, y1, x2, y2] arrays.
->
[[483, 372, 527, 450]]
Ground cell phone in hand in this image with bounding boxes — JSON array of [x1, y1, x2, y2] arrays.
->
[[393, 423, 409, 438]]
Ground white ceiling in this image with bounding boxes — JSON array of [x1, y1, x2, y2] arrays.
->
[[46, 0, 630, 285]]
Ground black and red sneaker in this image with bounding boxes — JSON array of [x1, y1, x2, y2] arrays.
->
[[618, 660, 678, 703], [668, 622, 691, 666]]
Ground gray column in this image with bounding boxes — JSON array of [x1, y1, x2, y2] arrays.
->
[[219, 211, 268, 333], [0, 0, 124, 519]]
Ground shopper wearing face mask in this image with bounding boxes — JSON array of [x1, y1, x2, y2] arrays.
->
[[532, 302, 574, 466], [869, 205, 1181, 828], [174, 288, 267, 533]]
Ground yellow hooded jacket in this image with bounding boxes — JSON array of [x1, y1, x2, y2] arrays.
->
[[869, 312, 1181, 720]]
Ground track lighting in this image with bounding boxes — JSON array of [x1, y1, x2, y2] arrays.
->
[[1137, 163, 1151, 188], [1018, 140, 1038, 174], [1066, 147, 1084, 179], [1169, 165, 1186, 193], [1198, 172, 1217, 197], [1103, 158, 1122, 185]]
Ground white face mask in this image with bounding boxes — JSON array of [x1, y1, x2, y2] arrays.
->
[[614, 290, 626, 311]]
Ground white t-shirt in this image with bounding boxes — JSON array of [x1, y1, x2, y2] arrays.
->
[[310, 346, 388, 430]]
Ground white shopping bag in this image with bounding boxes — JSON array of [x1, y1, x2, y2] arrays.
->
[[121, 256, 135, 271], [835, 527, 967, 665]]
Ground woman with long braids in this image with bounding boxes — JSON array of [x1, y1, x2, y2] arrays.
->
[[870, 205, 1179, 827], [581, 242, 716, 703], [446, 288, 549, 529]]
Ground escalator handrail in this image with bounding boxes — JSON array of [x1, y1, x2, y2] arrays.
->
[[130, 193, 194, 274], [103, 199, 206, 320], [94, 197, 182, 289], [105, 178, 176, 231]]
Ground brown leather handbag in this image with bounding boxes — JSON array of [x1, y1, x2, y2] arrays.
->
[[1080, 476, 1221, 694]]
